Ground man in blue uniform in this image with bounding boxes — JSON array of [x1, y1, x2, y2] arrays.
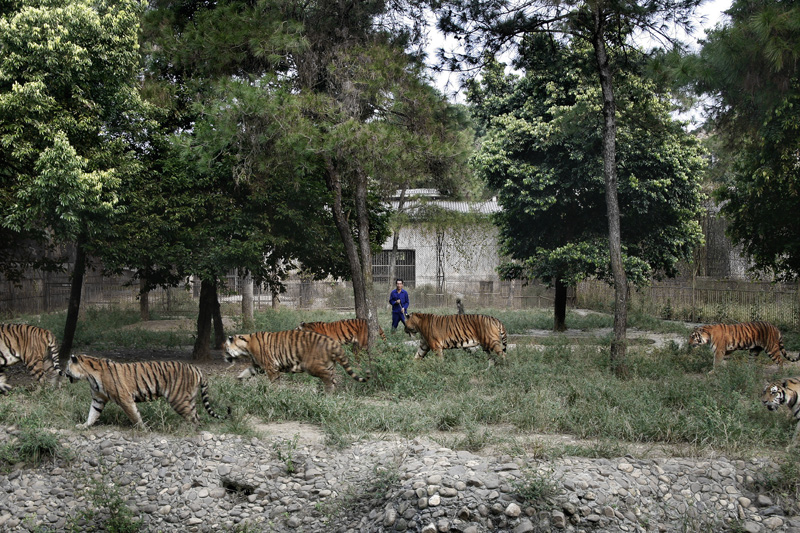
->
[[389, 279, 410, 333]]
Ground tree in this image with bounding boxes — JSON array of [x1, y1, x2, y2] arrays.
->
[[0, 0, 144, 359], [472, 40, 705, 331], [438, 0, 704, 369], [684, 0, 800, 279]]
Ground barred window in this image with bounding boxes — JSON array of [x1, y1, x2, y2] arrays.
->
[[372, 250, 415, 286]]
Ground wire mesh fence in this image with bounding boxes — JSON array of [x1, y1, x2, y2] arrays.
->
[[4, 268, 800, 330], [578, 278, 800, 329]]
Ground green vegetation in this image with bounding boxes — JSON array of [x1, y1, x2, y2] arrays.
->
[[272, 434, 301, 474], [512, 466, 560, 510], [323, 461, 402, 521], [67, 464, 144, 533], [0, 415, 68, 469], [0, 307, 795, 459]]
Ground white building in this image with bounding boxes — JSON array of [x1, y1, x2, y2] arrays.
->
[[374, 189, 505, 303]]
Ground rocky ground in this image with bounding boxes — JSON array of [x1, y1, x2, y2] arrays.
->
[[1, 425, 798, 532]]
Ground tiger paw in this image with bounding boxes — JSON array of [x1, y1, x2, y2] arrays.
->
[[0, 385, 11, 394], [75, 423, 89, 430]]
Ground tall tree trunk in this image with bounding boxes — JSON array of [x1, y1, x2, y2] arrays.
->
[[192, 278, 215, 361], [241, 272, 254, 331], [554, 277, 567, 332], [271, 285, 280, 309], [60, 241, 86, 363], [139, 276, 150, 321], [355, 171, 380, 348], [325, 158, 368, 317], [593, 11, 628, 373], [388, 186, 408, 288], [212, 281, 225, 348]]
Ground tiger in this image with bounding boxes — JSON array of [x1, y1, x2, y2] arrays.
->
[[403, 313, 507, 361], [223, 330, 368, 393], [0, 323, 61, 393], [296, 319, 386, 357], [63, 354, 229, 429], [688, 321, 798, 371], [762, 378, 800, 444]]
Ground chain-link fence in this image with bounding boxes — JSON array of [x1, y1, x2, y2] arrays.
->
[[578, 278, 800, 329]]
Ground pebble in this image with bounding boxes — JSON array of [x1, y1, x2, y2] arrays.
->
[[0, 426, 795, 532]]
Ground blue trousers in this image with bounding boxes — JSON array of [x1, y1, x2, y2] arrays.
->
[[391, 311, 407, 329]]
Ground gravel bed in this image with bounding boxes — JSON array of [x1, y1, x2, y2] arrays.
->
[[0, 425, 798, 532]]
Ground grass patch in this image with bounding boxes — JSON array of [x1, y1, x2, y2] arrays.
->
[[13, 307, 192, 349], [0, 306, 792, 457], [0, 415, 68, 469]]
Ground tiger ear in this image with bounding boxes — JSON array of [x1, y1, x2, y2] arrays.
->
[[228, 336, 233, 342], [783, 380, 790, 388], [70, 354, 77, 363]]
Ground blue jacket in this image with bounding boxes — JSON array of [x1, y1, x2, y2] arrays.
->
[[389, 288, 409, 313]]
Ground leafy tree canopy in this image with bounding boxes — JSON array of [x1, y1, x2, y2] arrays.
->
[[471, 37, 706, 287], [683, 0, 800, 279], [0, 0, 144, 247]]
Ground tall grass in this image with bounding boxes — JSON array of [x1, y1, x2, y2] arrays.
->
[[10, 307, 191, 349], [200, 340, 793, 454], [0, 306, 793, 457]]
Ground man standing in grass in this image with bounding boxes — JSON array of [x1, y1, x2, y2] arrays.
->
[[389, 279, 410, 333]]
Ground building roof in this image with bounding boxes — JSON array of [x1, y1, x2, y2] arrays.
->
[[388, 197, 500, 215]]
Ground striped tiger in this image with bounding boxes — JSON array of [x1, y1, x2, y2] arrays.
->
[[224, 330, 368, 393], [403, 313, 507, 361], [296, 319, 386, 357], [64, 354, 229, 429], [688, 321, 798, 370], [762, 378, 800, 443], [0, 323, 61, 393]]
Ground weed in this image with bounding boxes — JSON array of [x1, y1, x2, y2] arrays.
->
[[511, 466, 560, 509], [323, 461, 401, 520], [66, 464, 143, 533], [0, 415, 68, 468], [272, 434, 300, 473], [755, 455, 800, 512]]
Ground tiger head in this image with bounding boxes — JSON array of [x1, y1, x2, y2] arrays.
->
[[762, 380, 789, 411], [689, 326, 711, 347], [403, 313, 420, 337], [224, 335, 253, 365], [63, 354, 96, 384]]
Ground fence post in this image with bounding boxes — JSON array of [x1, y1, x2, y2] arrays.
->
[[691, 269, 696, 322]]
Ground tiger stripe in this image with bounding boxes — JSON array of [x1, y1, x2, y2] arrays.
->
[[689, 321, 798, 371], [64, 355, 229, 429], [402, 313, 507, 361], [224, 330, 368, 393], [0, 323, 61, 393], [296, 318, 386, 357]]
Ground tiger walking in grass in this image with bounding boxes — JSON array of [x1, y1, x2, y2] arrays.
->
[[689, 321, 798, 371], [403, 313, 507, 362], [762, 378, 800, 446], [64, 354, 229, 429], [224, 330, 368, 393], [0, 323, 61, 393], [297, 318, 386, 357]]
